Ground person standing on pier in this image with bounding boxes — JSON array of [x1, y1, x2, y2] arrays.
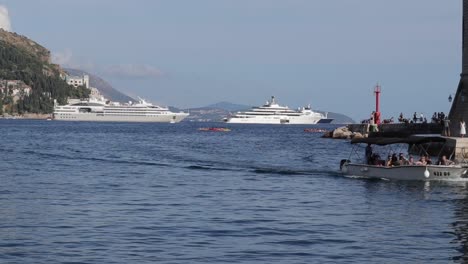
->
[[443, 117, 451, 137], [460, 120, 466, 138]]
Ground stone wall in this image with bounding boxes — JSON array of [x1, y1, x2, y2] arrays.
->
[[347, 123, 443, 137]]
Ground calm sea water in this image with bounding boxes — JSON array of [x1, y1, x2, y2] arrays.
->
[[1, 120, 468, 263]]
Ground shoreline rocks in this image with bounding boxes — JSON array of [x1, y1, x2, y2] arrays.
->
[[1, 113, 50, 120], [322, 126, 365, 139]]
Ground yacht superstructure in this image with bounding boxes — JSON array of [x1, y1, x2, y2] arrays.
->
[[53, 98, 189, 123], [224, 96, 331, 124]]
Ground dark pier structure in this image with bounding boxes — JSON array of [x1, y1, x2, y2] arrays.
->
[[449, 0, 468, 134]]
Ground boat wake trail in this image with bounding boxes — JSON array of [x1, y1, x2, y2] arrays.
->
[[20, 149, 172, 168], [250, 167, 338, 177], [185, 165, 233, 171], [18, 147, 340, 178]]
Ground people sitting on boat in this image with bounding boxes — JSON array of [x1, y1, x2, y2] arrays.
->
[[369, 153, 384, 166], [386, 155, 392, 167], [408, 156, 415, 165], [365, 144, 372, 164], [398, 153, 409, 165], [415, 155, 432, 165], [416, 156, 427, 165], [390, 153, 400, 166], [426, 156, 433, 165], [438, 155, 454, 166]]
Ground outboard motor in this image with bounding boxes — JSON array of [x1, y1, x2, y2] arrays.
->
[[340, 159, 350, 170]]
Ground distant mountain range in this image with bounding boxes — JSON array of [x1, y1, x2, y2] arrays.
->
[[64, 68, 135, 103]]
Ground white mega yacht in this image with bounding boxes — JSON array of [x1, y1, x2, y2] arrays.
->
[[224, 96, 332, 124], [53, 97, 189, 123]]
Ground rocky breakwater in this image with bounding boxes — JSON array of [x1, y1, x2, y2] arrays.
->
[[322, 126, 365, 139]]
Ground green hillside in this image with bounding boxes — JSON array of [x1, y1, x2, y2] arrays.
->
[[0, 29, 88, 114]]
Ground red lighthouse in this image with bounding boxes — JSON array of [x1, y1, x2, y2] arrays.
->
[[374, 84, 381, 125]]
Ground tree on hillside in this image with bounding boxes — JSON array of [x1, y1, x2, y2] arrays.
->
[[0, 39, 89, 114]]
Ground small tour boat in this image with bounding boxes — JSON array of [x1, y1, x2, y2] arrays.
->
[[198, 127, 231, 132], [340, 135, 468, 181]]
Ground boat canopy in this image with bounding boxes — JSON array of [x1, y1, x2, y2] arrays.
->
[[351, 135, 447, 145]]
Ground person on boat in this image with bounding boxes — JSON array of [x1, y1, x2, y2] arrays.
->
[[370, 153, 383, 166], [398, 153, 409, 165], [426, 156, 433, 165], [416, 156, 428, 165], [386, 155, 392, 167], [438, 155, 454, 166], [365, 144, 372, 164], [390, 153, 400, 166], [408, 156, 415, 165]]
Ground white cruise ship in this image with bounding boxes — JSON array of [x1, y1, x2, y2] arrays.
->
[[224, 96, 332, 124], [53, 97, 189, 123]]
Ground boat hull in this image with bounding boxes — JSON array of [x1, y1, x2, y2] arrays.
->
[[225, 116, 321, 124], [53, 112, 189, 123], [341, 163, 468, 181]]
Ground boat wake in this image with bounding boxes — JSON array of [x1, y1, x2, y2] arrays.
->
[[185, 165, 233, 171], [16, 146, 340, 178]]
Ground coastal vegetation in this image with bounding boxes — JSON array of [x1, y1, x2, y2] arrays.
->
[[0, 29, 89, 115]]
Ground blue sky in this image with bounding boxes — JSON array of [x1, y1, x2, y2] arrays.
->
[[0, 0, 462, 120]]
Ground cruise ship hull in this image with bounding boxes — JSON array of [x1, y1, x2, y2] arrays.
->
[[224, 96, 332, 125], [53, 112, 188, 123], [225, 116, 321, 124], [53, 97, 189, 123]]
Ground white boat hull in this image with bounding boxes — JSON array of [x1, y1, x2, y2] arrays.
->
[[341, 163, 468, 181], [225, 116, 321, 124], [53, 112, 189, 123]]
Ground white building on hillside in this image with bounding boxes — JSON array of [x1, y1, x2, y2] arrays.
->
[[66, 74, 89, 88], [0, 80, 32, 97], [90, 87, 103, 100], [64, 74, 107, 102]]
